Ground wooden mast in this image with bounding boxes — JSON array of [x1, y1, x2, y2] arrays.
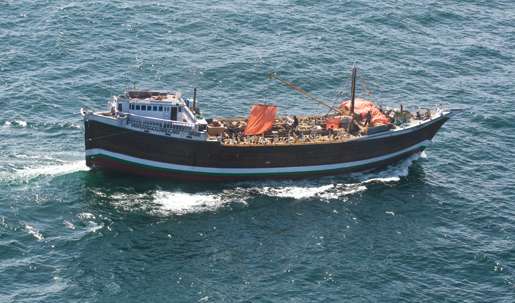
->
[[350, 65, 357, 117], [347, 65, 358, 133]]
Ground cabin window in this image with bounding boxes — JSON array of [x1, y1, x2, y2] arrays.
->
[[129, 104, 133, 110], [117, 103, 122, 112], [159, 106, 163, 111], [136, 105, 140, 110], [153, 106, 157, 111], [178, 106, 182, 112], [143, 105, 148, 111]]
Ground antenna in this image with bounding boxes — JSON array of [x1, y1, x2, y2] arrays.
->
[[193, 87, 197, 113]]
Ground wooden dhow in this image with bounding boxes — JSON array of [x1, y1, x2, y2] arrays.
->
[[82, 67, 456, 181]]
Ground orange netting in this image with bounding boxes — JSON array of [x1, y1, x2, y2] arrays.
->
[[244, 104, 278, 136], [340, 98, 390, 126]]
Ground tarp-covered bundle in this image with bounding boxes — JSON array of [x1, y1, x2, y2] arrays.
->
[[325, 117, 341, 129], [244, 104, 278, 136], [340, 98, 390, 126]]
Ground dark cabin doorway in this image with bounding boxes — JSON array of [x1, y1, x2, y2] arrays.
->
[[170, 106, 178, 121]]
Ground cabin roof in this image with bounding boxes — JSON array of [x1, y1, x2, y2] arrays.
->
[[126, 90, 176, 98], [121, 90, 184, 104]]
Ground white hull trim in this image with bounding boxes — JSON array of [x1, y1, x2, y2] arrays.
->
[[86, 140, 432, 175]]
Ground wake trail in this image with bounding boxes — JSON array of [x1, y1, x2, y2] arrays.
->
[[1, 160, 89, 183]]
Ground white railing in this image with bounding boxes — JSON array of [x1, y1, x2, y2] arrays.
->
[[182, 104, 197, 122], [125, 114, 203, 137]]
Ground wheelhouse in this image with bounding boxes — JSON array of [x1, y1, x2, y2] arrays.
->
[[112, 90, 200, 124]]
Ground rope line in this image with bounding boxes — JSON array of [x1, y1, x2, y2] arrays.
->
[[86, 129, 135, 141]]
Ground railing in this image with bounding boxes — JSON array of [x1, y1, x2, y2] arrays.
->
[[125, 114, 203, 138]]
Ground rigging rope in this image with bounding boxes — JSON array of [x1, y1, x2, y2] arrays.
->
[[86, 129, 135, 142], [268, 72, 343, 115]]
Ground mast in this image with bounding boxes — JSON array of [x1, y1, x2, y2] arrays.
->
[[350, 65, 357, 117], [193, 87, 197, 113]]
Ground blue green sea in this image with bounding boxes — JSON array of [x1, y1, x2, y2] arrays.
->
[[1, 1, 514, 302]]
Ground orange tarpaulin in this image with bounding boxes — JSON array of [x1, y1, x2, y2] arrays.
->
[[325, 117, 341, 129], [340, 98, 390, 126], [244, 104, 278, 136]]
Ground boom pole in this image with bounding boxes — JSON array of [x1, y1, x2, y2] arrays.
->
[[268, 72, 341, 114]]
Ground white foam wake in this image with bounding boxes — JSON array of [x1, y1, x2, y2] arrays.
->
[[153, 191, 230, 215], [1, 160, 89, 182], [258, 183, 367, 200], [2, 120, 27, 128], [353, 151, 425, 184], [24, 224, 44, 241], [145, 182, 367, 216], [93, 189, 244, 216]]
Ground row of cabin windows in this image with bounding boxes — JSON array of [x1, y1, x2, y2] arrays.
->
[[127, 104, 182, 112], [129, 104, 165, 111]]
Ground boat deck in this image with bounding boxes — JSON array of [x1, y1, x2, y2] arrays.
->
[[90, 109, 436, 147]]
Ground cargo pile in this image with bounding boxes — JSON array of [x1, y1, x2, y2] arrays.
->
[[210, 115, 357, 146], [206, 105, 432, 146]]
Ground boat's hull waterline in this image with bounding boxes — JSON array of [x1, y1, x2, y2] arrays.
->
[[84, 112, 451, 181]]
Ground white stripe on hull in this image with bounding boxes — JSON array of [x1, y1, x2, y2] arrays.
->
[[86, 140, 431, 175]]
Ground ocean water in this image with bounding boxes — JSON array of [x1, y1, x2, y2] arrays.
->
[[1, 0, 514, 302]]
